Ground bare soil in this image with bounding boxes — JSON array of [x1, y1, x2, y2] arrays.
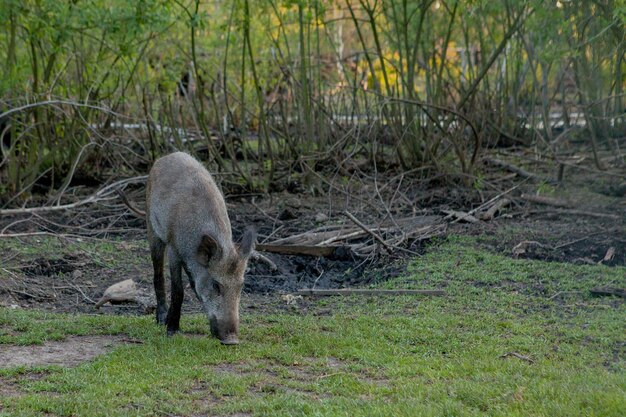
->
[[0, 149, 624, 317], [0, 335, 130, 368]]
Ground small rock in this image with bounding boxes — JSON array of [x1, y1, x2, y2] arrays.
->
[[315, 212, 328, 222], [72, 270, 83, 279], [95, 279, 138, 308]]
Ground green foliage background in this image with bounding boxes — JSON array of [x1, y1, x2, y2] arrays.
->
[[0, 0, 624, 196]]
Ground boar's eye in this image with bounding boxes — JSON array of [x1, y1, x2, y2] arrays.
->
[[212, 280, 222, 296]]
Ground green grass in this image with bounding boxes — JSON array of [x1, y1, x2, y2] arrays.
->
[[0, 237, 624, 416]]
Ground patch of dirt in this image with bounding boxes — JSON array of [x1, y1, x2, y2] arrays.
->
[[0, 371, 50, 399], [0, 147, 624, 316], [471, 217, 626, 267], [20, 255, 87, 277], [0, 378, 22, 398], [0, 335, 128, 368], [203, 357, 363, 400]]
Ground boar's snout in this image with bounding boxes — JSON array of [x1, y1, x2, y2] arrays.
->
[[209, 316, 239, 345]]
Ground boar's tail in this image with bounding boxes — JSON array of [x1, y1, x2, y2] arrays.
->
[[116, 188, 146, 218]]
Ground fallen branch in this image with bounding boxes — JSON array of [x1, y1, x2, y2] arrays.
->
[[525, 209, 620, 220], [484, 158, 549, 182], [0, 176, 147, 216], [250, 251, 278, 271], [520, 193, 572, 208], [468, 182, 525, 216], [344, 211, 393, 253], [295, 288, 446, 296], [442, 210, 480, 223], [599, 247, 615, 264], [255, 244, 350, 258], [479, 198, 511, 221]]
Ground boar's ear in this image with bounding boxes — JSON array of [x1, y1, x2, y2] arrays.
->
[[238, 227, 256, 260], [197, 234, 222, 266]]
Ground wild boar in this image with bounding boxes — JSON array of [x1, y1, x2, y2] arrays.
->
[[146, 152, 255, 344]]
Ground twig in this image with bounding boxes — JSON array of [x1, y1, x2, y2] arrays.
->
[[0, 176, 147, 216], [67, 282, 97, 305], [344, 211, 393, 254], [318, 230, 367, 246], [468, 181, 526, 216], [250, 251, 278, 271], [442, 210, 480, 223], [484, 158, 547, 182]]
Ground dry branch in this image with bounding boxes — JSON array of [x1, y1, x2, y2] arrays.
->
[[255, 244, 348, 258], [250, 251, 278, 271], [520, 193, 572, 208], [0, 176, 147, 216], [442, 210, 480, 223], [600, 247, 615, 263], [344, 211, 393, 253], [479, 198, 511, 221], [485, 158, 548, 182], [544, 209, 619, 220], [259, 215, 444, 257]]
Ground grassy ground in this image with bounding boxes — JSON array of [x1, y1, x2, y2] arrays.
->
[[0, 236, 624, 416]]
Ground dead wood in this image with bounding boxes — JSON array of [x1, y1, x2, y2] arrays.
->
[[522, 209, 620, 220], [344, 211, 393, 253], [442, 210, 480, 223], [468, 182, 524, 217], [259, 215, 443, 257], [600, 247, 615, 264], [479, 198, 511, 221], [484, 158, 546, 182], [520, 193, 572, 208], [255, 244, 349, 258], [0, 176, 147, 216], [250, 251, 278, 271], [295, 288, 446, 296], [589, 287, 626, 298]]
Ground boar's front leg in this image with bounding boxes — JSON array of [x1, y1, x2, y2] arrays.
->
[[165, 247, 184, 336], [148, 230, 168, 325]]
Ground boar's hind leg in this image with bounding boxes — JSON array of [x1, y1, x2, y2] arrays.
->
[[165, 247, 184, 336], [148, 229, 168, 325]]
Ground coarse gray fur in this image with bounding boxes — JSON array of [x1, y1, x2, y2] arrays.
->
[[146, 152, 255, 344]]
